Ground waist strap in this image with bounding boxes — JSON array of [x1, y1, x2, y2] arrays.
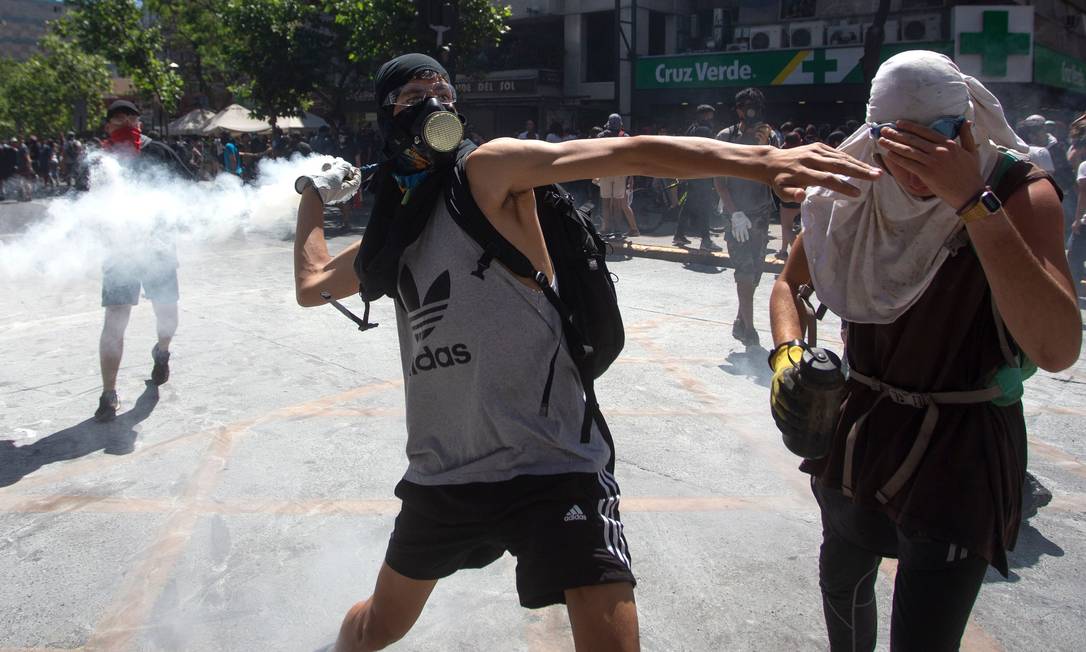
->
[[841, 369, 1003, 504]]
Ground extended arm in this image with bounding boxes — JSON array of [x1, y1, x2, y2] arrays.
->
[[293, 188, 363, 306], [465, 136, 880, 211]]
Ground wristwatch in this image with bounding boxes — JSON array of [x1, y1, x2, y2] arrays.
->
[[956, 187, 1002, 224]]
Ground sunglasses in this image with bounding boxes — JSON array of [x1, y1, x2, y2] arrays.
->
[[870, 116, 966, 140]]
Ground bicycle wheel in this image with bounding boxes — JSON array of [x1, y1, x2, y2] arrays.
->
[[630, 189, 666, 234]]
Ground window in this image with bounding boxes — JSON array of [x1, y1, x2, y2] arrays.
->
[[649, 10, 666, 56], [584, 11, 615, 83], [780, 0, 816, 20]]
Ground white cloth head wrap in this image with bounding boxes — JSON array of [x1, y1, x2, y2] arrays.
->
[[801, 51, 1026, 324]]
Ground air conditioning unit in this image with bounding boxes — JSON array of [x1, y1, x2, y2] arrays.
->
[[827, 24, 862, 47], [727, 27, 750, 50], [900, 14, 941, 42], [750, 26, 783, 50], [863, 19, 900, 44], [789, 21, 826, 48]]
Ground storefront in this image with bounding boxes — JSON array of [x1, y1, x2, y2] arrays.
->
[[453, 69, 568, 140], [632, 5, 1085, 134], [632, 41, 952, 132]]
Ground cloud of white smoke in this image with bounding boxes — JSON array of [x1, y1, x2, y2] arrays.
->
[[0, 150, 342, 282]]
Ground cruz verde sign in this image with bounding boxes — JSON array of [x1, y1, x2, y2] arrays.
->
[[636, 42, 952, 90], [1034, 46, 1086, 95]]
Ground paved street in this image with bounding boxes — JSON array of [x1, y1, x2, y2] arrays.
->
[[1, 207, 1085, 651]]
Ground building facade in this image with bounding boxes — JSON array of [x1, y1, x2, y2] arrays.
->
[[472, 1, 1086, 138], [0, 0, 64, 61]]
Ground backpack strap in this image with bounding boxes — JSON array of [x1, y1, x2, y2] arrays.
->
[[444, 167, 609, 446]]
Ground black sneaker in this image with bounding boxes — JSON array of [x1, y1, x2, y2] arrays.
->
[[744, 324, 761, 347], [700, 238, 723, 252], [672, 234, 690, 246], [151, 344, 170, 386], [95, 391, 119, 422], [732, 317, 746, 342]]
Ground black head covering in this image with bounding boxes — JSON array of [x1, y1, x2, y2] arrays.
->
[[375, 54, 450, 157], [375, 53, 449, 105]]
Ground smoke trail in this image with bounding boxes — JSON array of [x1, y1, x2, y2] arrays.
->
[[0, 151, 344, 282]]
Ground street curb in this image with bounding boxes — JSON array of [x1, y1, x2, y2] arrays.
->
[[610, 240, 786, 274]]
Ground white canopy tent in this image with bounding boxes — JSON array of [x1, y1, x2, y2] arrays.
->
[[275, 112, 329, 133], [200, 103, 330, 135], [167, 108, 216, 135], [201, 104, 271, 134]]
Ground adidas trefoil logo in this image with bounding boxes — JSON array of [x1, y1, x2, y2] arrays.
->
[[398, 266, 450, 342], [564, 505, 587, 522], [398, 265, 473, 376]]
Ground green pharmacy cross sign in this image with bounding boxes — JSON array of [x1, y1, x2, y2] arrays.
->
[[801, 49, 838, 84], [959, 10, 1031, 77]]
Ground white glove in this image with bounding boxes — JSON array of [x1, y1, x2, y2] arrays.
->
[[730, 211, 751, 243], [295, 158, 361, 205]]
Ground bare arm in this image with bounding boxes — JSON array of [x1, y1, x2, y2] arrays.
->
[[967, 180, 1081, 371], [713, 177, 738, 214], [293, 188, 363, 307], [769, 233, 813, 346], [1074, 178, 1086, 234], [465, 136, 880, 211]]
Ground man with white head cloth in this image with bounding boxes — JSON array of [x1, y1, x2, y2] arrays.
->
[[768, 51, 1081, 650]]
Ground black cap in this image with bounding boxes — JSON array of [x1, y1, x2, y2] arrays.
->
[[106, 99, 140, 119], [696, 104, 716, 113]]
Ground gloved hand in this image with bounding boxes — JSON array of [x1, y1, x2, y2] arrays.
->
[[769, 341, 814, 444], [730, 211, 751, 243], [294, 158, 361, 205], [769, 341, 846, 459]]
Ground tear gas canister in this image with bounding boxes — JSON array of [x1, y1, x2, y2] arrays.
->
[[781, 346, 846, 460]]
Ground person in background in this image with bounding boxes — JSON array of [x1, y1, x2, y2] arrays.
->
[[221, 133, 242, 176], [517, 119, 539, 140], [674, 104, 723, 252], [95, 99, 196, 422], [716, 87, 779, 345], [595, 113, 640, 238], [545, 122, 565, 143], [777, 130, 805, 261]]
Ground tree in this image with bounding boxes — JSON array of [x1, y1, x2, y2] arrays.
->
[[144, 0, 238, 107], [220, 0, 510, 127], [58, 0, 184, 113], [0, 34, 111, 137]]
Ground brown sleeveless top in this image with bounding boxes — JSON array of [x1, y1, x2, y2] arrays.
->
[[801, 156, 1060, 576]]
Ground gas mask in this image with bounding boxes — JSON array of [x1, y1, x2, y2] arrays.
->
[[384, 98, 465, 163], [742, 106, 763, 125]]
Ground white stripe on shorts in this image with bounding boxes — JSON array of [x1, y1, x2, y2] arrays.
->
[[596, 470, 631, 569]]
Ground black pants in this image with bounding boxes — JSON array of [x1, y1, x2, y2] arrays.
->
[[675, 189, 713, 240], [813, 480, 988, 652]]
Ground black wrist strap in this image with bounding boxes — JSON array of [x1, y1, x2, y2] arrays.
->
[[768, 339, 806, 371]]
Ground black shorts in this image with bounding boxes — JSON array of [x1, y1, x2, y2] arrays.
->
[[102, 261, 179, 306], [386, 471, 635, 609]]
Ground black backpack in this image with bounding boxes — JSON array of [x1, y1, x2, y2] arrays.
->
[[444, 164, 624, 445]]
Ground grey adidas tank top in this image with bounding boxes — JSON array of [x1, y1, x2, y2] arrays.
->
[[393, 199, 610, 485]]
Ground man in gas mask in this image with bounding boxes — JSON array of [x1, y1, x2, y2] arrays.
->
[[715, 88, 780, 346], [291, 53, 880, 652]]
